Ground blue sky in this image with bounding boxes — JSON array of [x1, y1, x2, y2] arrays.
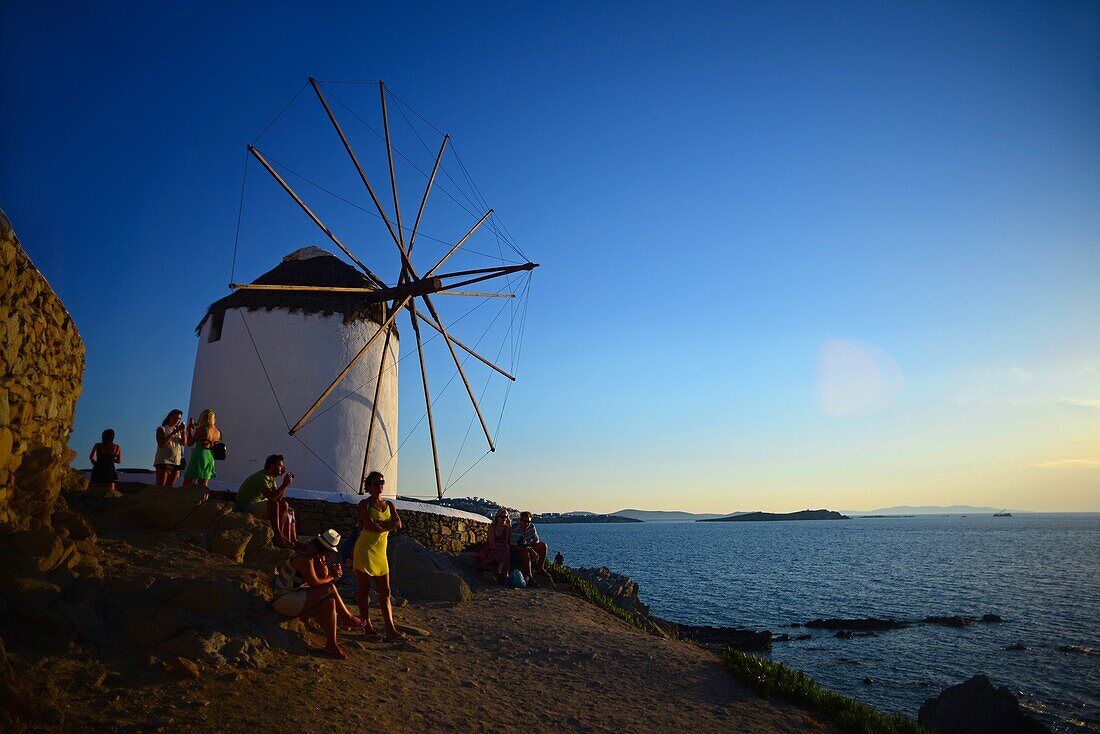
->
[[3, 1, 1098, 512]]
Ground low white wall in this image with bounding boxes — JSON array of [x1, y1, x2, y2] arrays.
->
[[108, 470, 487, 524]]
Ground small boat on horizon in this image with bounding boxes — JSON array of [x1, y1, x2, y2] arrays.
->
[[993, 509, 1012, 517]]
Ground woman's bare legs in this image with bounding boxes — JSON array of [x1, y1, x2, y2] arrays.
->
[[355, 570, 379, 636], [373, 574, 403, 639], [155, 467, 168, 486], [165, 469, 180, 488], [298, 595, 344, 658]]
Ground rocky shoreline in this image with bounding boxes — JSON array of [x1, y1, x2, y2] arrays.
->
[[565, 566, 1011, 651], [564, 565, 1056, 732]]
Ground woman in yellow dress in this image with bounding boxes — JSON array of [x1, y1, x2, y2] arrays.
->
[[353, 471, 404, 641]]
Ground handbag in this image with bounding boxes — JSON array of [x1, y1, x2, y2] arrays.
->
[[212, 442, 227, 461]]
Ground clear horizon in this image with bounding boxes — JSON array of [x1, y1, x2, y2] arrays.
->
[[3, 1, 1098, 513]]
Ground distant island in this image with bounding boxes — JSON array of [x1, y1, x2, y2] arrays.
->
[[700, 509, 849, 522]]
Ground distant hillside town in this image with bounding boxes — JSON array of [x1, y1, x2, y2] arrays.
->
[[402, 496, 638, 523]]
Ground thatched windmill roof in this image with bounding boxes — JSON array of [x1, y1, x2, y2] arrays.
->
[[196, 247, 393, 334]]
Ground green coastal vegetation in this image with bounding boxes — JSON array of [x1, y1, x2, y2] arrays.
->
[[551, 563, 927, 734], [548, 564, 648, 631], [721, 651, 930, 734]]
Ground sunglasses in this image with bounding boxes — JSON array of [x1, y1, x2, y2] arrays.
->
[[369, 479, 385, 486]]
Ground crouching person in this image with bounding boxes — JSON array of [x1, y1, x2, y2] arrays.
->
[[235, 454, 298, 548], [272, 529, 364, 659]]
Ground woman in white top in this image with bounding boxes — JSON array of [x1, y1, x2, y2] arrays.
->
[[153, 409, 186, 487]]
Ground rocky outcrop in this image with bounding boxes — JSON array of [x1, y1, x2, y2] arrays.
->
[[666, 623, 772, 651], [570, 566, 652, 618], [0, 209, 86, 532], [565, 566, 771, 650], [805, 617, 909, 631], [918, 674, 1051, 733], [387, 534, 472, 604]]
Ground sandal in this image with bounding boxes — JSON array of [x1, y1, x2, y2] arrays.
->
[[318, 644, 347, 660], [338, 616, 365, 630]]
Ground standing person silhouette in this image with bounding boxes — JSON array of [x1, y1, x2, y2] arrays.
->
[[183, 408, 220, 488], [153, 409, 186, 487], [352, 471, 405, 641], [89, 429, 121, 495]]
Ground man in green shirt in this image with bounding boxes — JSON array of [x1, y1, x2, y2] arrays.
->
[[235, 454, 296, 547]]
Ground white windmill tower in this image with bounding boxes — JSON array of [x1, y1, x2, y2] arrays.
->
[[188, 79, 537, 501]]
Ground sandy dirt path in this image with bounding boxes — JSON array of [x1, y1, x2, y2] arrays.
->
[[14, 516, 835, 733]]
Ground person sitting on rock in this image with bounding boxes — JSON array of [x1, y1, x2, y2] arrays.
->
[[510, 511, 552, 584], [476, 508, 512, 582], [234, 454, 297, 548], [89, 429, 122, 495], [352, 471, 405, 642], [272, 529, 364, 659]]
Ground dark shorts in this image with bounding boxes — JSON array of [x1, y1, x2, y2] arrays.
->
[[511, 546, 531, 565], [155, 463, 183, 471]]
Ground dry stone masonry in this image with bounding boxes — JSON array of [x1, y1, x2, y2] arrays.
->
[[0, 209, 86, 532], [274, 495, 487, 554]]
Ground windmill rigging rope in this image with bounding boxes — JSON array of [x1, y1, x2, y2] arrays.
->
[[230, 151, 250, 283], [445, 272, 532, 490], [384, 86, 527, 260], [259, 152, 524, 264], [323, 85, 526, 261], [252, 81, 310, 145], [293, 276, 519, 431], [283, 79, 525, 258]]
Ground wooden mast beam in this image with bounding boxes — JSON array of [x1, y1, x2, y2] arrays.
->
[[424, 209, 494, 278], [359, 326, 393, 494], [414, 311, 516, 381], [289, 294, 411, 435], [246, 144, 386, 289], [379, 81, 408, 278], [409, 134, 449, 256], [439, 263, 538, 292], [308, 78, 404, 255], [436, 291, 514, 298], [409, 305, 444, 498], [420, 292, 496, 451], [228, 277, 442, 302], [433, 262, 539, 281]]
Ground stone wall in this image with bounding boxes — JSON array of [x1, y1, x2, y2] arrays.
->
[[213, 492, 487, 554], [290, 498, 487, 554], [0, 210, 86, 532]]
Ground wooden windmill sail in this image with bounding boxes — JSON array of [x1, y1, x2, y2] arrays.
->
[[232, 78, 538, 497]]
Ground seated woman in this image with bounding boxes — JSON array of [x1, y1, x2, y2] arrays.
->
[[272, 529, 364, 659], [476, 508, 512, 582], [353, 472, 405, 642]]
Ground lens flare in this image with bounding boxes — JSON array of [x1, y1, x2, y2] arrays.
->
[[818, 339, 903, 417]]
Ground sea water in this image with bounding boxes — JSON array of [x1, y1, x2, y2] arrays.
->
[[538, 514, 1100, 733]]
